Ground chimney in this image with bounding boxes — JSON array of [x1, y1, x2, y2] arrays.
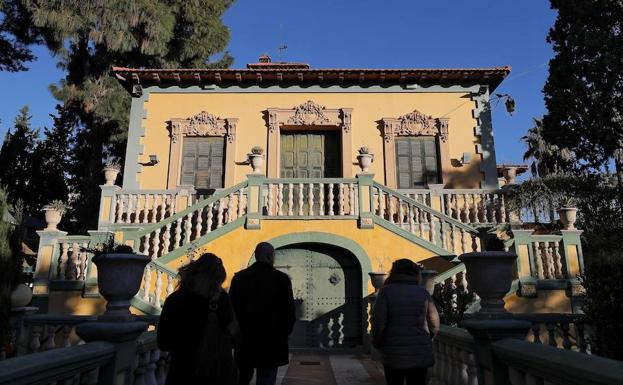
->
[[258, 54, 271, 63]]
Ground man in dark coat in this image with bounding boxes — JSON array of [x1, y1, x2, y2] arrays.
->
[[229, 242, 296, 385]]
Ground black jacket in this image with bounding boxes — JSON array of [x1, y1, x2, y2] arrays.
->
[[229, 262, 295, 368], [371, 274, 435, 369], [157, 288, 236, 385]]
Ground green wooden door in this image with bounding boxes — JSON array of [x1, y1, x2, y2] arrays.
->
[[280, 132, 340, 178], [274, 245, 362, 348]]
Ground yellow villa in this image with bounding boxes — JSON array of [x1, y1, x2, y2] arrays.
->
[[32, 56, 584, 348]]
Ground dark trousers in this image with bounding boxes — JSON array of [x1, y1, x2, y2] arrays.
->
[[238, 364, 278, 385], [383, 366, 428, 385]]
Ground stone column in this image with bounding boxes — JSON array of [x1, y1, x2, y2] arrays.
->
[[97, 185, 121, 231], [356, 173, 375, 229], [76, 321, 148, 385], [510, 229, 537, 297], [245, 174, 265, 229], [32, 230, 67, 305], [560, 229, 585, 312]]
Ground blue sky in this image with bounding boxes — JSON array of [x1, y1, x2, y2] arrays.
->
[[0, 0, 556, 164]]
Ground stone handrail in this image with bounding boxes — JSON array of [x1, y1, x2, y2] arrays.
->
[[429, 325, 478, 385], [0, 341, 116, 385], [139, 261, 179, 311], [492, 338, 623, 385], [133, 181, 248, 260], [261, 178, 359, 217], [372, 182, 481, 254]]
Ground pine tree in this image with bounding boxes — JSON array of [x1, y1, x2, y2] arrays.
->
[[0, 106, 39, 214], [11, 0, 234, 232], [542, 0, 623, 208]]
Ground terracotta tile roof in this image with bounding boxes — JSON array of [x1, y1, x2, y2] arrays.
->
[[111, 65, 511, 90]]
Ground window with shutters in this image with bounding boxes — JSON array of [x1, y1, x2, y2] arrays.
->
[[180, 137, 225, 190], [395, 137, 440, 188]]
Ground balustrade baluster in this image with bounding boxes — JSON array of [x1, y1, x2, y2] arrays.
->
[[408, 205, 415, 234], [473, 195, 480, 224], [449, 224, 456, 254], [59, 242, 69, 279], [115, 195, 123, 223], [162, 223, 171, 254], [148, 195, 157, 223], [142, 265, 152, 302], [152, 228, 161, 258], [530, 324, 541, 344], [217, 200, 225, 228], [267, 184, 274, 215], [206, 202, 214, 232], [154, 270, 163, 309], [78, 242, 88, 280], [42, 324, 56, 351], [134, 194, 142, 223], [546, 323, 557, 347], [277, 184, 284, 216], [308, 183, 314, 216], [576, 322, 588, 353], [140, 195, 147, 224], [298, 183, 304, 216], [328, 183, 334, 215], [349, 183, 355, 215], [166, 273, 175, 297], [561, 323, 572, 350], [429, 213, 435, 244], [471, 234, 478, 252], [553, 241, 563, 278], [141, 235, 150, 256], [287, 183, 294, 216], [228, 193, 235, 222], [61, 325, 72, 348], [534, 242, 545, 279], [238, 188, 245, 218], [67, 242, 79, 280], [29, 325, 42, 353], [463, 194, 470, 223], [388, 195, 395, 224], [125, 194, 133, 224], [461, 229, 467, 254], [398, 199, 404, 228], [318, 183, 325, 215], [195, 207, 203, 238], [338, 183, 345, 216], [439, 221, 446, 249], [546, 242, 556, 279], [418, 208, 425, 237], [378, 187, 384, 217]]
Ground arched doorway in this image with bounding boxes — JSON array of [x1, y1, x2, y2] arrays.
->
[[274, 243, 363, 348]]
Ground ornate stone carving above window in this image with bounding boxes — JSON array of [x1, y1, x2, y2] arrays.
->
[[166, 111, 238, 188], [266, 100, 353, 178], [169, 111, 238, 144], [381, 109, 449, 143], [380, 109, 451, 188]]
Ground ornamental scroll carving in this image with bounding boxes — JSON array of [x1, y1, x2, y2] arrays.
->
[[267, 100, 352, 133], [381, 109, 449, 143], [169, 111, 238, 144]]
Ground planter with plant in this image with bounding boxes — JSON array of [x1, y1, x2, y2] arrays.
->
[[83, 236, 150, 320], [43, 200, 68, 231], [103, 159, 121, 186], [247, 146, 265, 174], [356, 146, 374, 172]]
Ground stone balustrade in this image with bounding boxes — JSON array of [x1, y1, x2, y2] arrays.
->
[[516, 313, 589, 353], [429, 325, 478, 385], [133, 331, 170, 385], [261, 178, 359, 217], [51, 236, 92, 281], [529, 236, 565, 280], [373, 183, 481, 254], [139, 263, 179, 312]]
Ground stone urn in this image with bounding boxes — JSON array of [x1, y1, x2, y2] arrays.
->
[[248, 154, 264, 174], [502, 166, 518, 184], [10, 283, 33, 307], [557, 207, 578, 230], [357, 153, 374, 173], [420, 269, 438, 295], [92, 252, 150, 320], [369, 271, 388, 294], [103, 167, 120, 186], [43, 206, 63, 231], [458, 251, 517, 318]]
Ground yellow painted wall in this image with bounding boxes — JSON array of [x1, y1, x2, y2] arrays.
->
[[505, 290, 572, 314], [144, 219, 446, 297], [136, 92, 483, 189]]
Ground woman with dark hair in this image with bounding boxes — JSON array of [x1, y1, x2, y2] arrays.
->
[[157, 253, 238, 384], [371, 258, 440, 385]]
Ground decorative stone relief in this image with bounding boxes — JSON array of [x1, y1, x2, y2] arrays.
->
[[381, 109, 450, 142], [267, 100, 352, 132], [169, 111, 238, 143]]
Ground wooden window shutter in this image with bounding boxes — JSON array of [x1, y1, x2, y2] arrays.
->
[[179, 137, 225, 189], [395, 137, 439, 188]]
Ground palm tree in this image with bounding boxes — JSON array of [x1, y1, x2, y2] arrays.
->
[[521, 118, 571, 177]]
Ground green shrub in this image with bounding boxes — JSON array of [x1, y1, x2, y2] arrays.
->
[[582, 257, 623, 360]]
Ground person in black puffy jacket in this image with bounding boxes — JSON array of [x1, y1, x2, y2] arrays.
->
[[371, 259, 440, 385]]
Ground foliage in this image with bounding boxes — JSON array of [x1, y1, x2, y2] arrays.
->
[[249, 146, 264, 155], [357, 146, 371, 155], [542, 0, 623, 207], [0, 106, 39, 214], [104, 159, 121, 170], [45, 199, 68, 214], [82, 234, 134, 255], [432, 279, 475, 326], [521, 117, 572, 177], [581, 256, 623, 360], [0, 0, 37, 71]]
